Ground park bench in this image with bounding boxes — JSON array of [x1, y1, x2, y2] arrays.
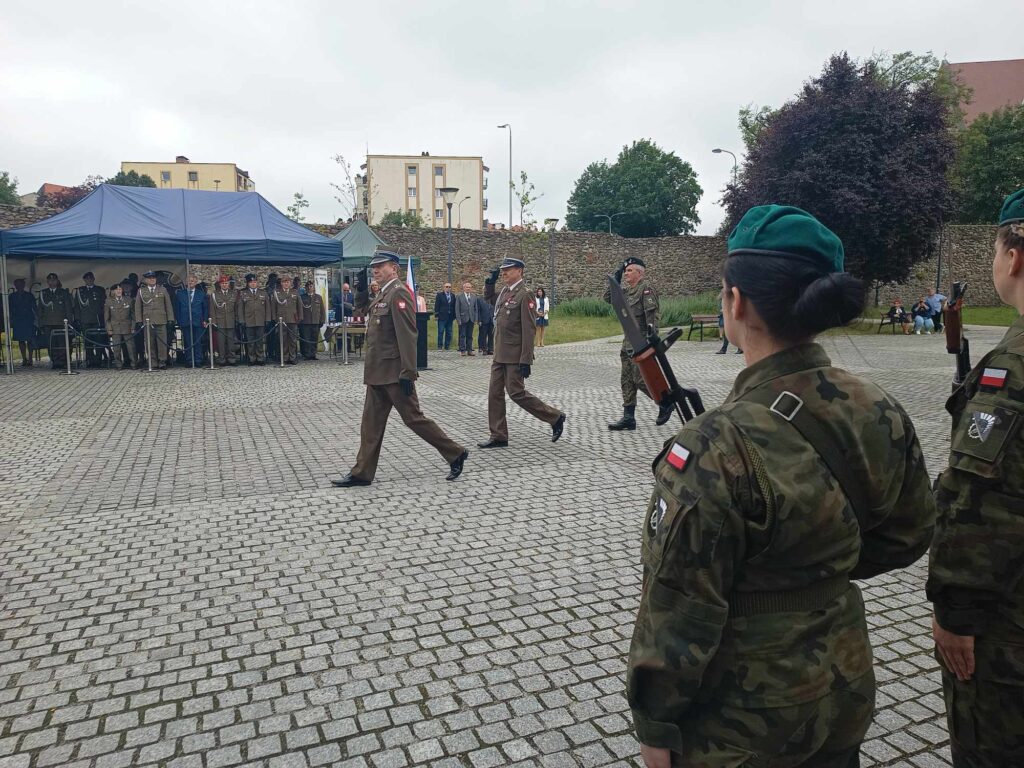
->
[[877, 311, 901, 334], [687, 314, 721, 342]]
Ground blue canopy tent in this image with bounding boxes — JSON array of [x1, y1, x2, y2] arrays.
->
[[0, 184, 342, 373]]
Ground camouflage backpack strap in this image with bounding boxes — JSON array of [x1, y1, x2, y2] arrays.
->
[[741, 386, 870, 535]]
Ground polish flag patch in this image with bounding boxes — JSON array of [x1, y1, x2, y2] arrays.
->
[[980, 367, 1008, 389], [397, 300, 407, 310], [666, 442, 690, 471]]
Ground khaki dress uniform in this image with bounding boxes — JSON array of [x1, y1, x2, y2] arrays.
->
[[300, 292, 326, 359], [134, 283, 174, 366], [105, 294, 135, 366], [74, 284, 107, 367], [209, 287, 240, 365], [486, 279, 563, 442], [238, 287, 270, 364], [348, 277, 464, 482], [37, 287, 73, 368], [269, 288, 302, 363]]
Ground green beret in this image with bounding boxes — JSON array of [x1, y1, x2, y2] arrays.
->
[[999, 188, 1024, 225], [727, 205, 844, 273]]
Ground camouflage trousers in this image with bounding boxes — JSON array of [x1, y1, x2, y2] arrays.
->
[[620, 348, 650, 407], [941, 629, 1024, 768], [673, 672, 874, 767]]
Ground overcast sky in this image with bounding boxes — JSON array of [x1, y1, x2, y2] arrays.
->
[[2, 0, 1020, 234]]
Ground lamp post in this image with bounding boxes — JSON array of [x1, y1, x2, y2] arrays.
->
[[456, 195, 471, 228], [497, 123, 512, 229], [595, 212, 627, 235], [544, 218, 559, 306], [213, 179, 221, 191], [712, 148, 738, 184], [439, 186, 460, 284]]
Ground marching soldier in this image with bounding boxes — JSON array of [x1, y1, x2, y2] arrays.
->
[[604, 257, 674, 430], [478, 257, 565, 448], [74, 271, 107, 368], [270, 275, 302, 365], [37, 273, 73, 369], [209, 275, 240, 366], [300, 280, 326, 360], [238, 273, 269, 366], [332, 250, 467, 487], [134, 271, 174, 369], [927, 188, 1024, 768], [105, 281, 136, 369], [627, 206, 935, 766]]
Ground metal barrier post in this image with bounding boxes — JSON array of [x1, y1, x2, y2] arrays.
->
[[144, 318, 153, 372], [278, 318, 285, 368], [209, 319, 216, 370], [342, 320, 349, 365], [59, 319, 78, 376]]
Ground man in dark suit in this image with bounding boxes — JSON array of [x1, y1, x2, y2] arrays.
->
[[475, 293, 494, 356], [433, 282, 455, 350], [455, 281, 479, 356]]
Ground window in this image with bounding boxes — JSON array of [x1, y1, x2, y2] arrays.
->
[[160, 170, 171, 184], [434, 166, 444, 177], [408, 187, 416, 197], [187, 171, 198, 182], [407, 166, 417, 176], [434, 209, 443, 220]]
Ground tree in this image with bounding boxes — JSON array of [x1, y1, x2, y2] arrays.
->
[[106, 170, 156, 187], [287, 192, 310, 222], [566, 139, 702, 237], [378, 209, 424, 228], [953, 105, 1024, 224], [38, 175, 104, 210], [0, 171, 21, 205], [512, 170, 542, 228], [738, 105, 777, 153], [723, 53, 957, 286]]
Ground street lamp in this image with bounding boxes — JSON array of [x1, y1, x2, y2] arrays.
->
[[439, 186, 460, 284], [712, 148, 738, 184], [497, 123, 512, 229], [456, 195, 471, 228], [213, 179, 221, 191], [595, 212, 627, 235], [544, 218, 559, 306]]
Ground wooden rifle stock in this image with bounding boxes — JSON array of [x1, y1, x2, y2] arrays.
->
[[944, 282, 971, 389]]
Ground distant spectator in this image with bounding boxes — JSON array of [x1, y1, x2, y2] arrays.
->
[[475, 293, 494, 355], [455, 281, 478, 356], [434, 282, 455, 350], [888, 298, 912, 334], [9, 278, 37, 366], [913, 297, 934, 334], [926, 287, 947, 332], [534, 287, 549, 348]]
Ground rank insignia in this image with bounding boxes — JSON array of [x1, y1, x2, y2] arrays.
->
[[666, 442, 690, 471], [397, 300, 406, 310], [979, 367, 1009, 389]]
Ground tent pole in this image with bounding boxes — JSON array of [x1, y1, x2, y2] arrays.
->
[[1, 254, 14, 375], [185, 258, 194, 368]]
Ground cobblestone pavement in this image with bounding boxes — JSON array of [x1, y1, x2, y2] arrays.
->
[[0, 326, 1008, 768]]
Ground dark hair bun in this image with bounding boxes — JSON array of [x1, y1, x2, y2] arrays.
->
[[791, 272, 864, 336]]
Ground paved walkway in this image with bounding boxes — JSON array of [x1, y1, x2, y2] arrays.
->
[[0, 326, 1007, 768]]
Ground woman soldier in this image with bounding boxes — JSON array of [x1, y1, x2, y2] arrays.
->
[[627, 205, 936, 767], [927, 188, 1024, 767]]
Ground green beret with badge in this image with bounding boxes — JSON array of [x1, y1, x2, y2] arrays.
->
[[728, 205, 844, 273]]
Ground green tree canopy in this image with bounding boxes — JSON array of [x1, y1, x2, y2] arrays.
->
[[106, 170, 156, 187], [565, 139, 702, 236], [0, 171, 20, 205], [953, 105, 1024, 224], [287, 192, 310, 222], [379, 209, 424, 228]]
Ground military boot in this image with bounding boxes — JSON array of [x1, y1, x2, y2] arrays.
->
[[608, 405, 637, 431], [655, 402, 674, 426]]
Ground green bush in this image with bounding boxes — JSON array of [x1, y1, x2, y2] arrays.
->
[[554, 297, 613, 318], [660, 291, 720, 326]]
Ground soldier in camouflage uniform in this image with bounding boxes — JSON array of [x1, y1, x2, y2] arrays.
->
[[627, 206, 936, 768], [927, 188, 1024, 768], [604, 257, 674, 430]]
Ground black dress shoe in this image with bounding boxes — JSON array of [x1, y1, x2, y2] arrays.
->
[[331, 473, 371, 488], [551, 414, 566, 442], [477, 438, 508, 449], [446, 450, 468, 481]]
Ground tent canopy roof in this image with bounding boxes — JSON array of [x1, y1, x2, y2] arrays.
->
[[0, 185, 341, 266], [331, 219, 389, 269]]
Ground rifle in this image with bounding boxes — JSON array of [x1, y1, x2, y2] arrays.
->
[[943, 281, 971, 390], [607, 276, 704, 423]]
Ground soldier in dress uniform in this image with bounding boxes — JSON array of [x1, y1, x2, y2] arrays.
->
[[37, 273, 73, 369], [270, 275, 302, 365], [604, 257, 674, 430], [478, 257, 565, 449], [209, 275, 240, 367], [627, 206, 936, 767], [74, 271, 107, 368], [927, 188, 1024, 768], [332, 250, 467, 488], [238, 273, 269, 366], [134, 271, 174, 369], [300, 280, 326, 360], [105, 281, 136, 369]]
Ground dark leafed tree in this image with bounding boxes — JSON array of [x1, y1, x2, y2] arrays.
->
[[723, 53, 957, 286], [37, 175, 104, 210], [106, 170, 156, 187], [566, 139, 702, 237], [953, 105, 1024, 224]]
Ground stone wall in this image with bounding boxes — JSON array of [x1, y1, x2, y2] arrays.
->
[[0, 204, 1003, 305]]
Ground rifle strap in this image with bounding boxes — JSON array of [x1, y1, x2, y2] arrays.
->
[[740, 387, 870, 534]]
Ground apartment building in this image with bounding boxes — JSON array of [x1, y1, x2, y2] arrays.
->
[[120, 156, 255, 192]]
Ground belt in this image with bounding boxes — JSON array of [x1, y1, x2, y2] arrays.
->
[[729, 575, 850, 617]]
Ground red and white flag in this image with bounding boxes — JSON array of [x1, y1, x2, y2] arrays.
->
[[405, 255, 417, 310], [980, 367, 1008, 389], [666, 442, 690, 471]]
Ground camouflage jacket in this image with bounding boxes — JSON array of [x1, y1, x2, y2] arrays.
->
[[603, 277, 659, 352], [627, 343, 935, 752], [927, 313, 1024, 636]]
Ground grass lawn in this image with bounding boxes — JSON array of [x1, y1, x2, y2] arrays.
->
[[963, 305, 1019, 327]]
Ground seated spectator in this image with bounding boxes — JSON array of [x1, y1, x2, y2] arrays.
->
[[888, 298, 911, 334], [912, 297, 934, 334]]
